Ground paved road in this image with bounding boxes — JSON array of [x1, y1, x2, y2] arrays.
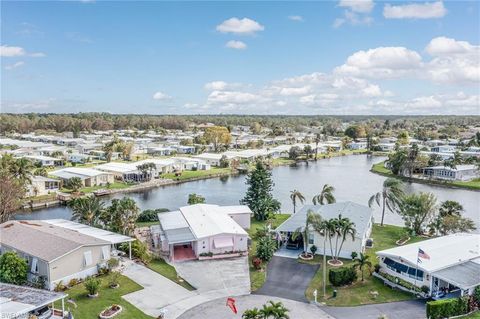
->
[[178, 294, 335, 319], [254, 256, 319, 302], [322, 299, 427, 319]]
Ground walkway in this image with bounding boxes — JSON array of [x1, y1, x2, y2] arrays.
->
[[254, 256, 319, 302], [178, 294, 335, 319], [321, 299, 427, 319], [273, 246, 302, 259]]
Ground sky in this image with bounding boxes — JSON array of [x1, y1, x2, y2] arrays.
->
[[1, 0, 479, 115]]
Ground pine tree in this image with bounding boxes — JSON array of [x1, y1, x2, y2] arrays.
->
[[241, 161, 280, 221]]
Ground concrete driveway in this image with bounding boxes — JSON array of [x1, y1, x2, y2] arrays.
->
[[254, 256, 319, 302], [322, 299, 427, 319], [178, 294, 336, 319]]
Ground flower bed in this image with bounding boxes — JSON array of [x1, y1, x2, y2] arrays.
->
[[395, 237, 410, 246], [298, 252, 314, 260], [198, 252, 245, 260], [99, 304, 123, 319], [327, 259, 344, 267]]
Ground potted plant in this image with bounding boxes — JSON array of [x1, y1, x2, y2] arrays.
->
[[108, 271, 120, 289], [84, 276, 101, 298]]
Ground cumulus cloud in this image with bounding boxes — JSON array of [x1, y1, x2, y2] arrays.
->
[[383, 1, 447, 19], [334, 0, 374, 28], [338, 0, 374, 13], [225, 40, 247, 50], [216, 17, 264, 35], [152, 91, 171, 100], [4, 61, 25, 70], [207, 90, 262, 105], [425, 36, 477, 56], [288, 15, 304, 22], [0, 45, 45, 57]]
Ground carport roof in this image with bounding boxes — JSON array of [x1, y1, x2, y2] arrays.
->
[[432, 260, 480, 289], [158, 211, 196, 244]]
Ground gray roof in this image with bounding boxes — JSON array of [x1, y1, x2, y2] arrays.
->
[[275, 201, 373, 238], [0, 220, 109, 262], [158, 211, 196, 244], [432, 261, 480, 289]]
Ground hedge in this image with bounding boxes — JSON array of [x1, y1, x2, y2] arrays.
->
[[426, 297, 469, 319], [328, 266, 357, 286]]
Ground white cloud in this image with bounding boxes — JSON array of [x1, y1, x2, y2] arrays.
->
[[288, 15, 304, 22], [225, 40, 247, 50], [152, 91, 171, 100], [333, 18, 346, 28], [383, 1, 447, 19], [406, 96, 442, 109], [5, 61, 25, 70], [278, 86, 311, 96], [0, 45, 45, 57], [216, 17, 264, 35], [425, 36, 477, 56], [207, 90, 261, 105], [204, 81, 245, 91], [338, 0, 374, 13]]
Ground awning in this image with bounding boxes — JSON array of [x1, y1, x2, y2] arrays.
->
[[213, 237, 233, 249], [432, 261, 480, 289]]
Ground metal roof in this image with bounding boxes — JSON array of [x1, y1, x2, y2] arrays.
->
[[432, 260, 480, 289], [158, 211, 195, 244]]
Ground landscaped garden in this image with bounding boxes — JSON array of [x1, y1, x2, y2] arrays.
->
[[304, 224, 427, 306]]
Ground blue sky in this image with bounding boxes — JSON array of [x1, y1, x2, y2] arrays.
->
[[1, 1, 479, 115]]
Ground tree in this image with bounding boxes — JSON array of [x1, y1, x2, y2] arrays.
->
[[137, 208, 168, 222], [70, 196, 105, 226], [241, 161, 280, 221], [438, 200, 464, 217], [289, 189, 305, 214], [399, 192, 437, 235], [256, 236, 277, 262], [0, 170, 26, 223], [353, 253, 372, 281], [314, 133, 321, 161], [66, 177, 83, 193], [334, 215, 356, 262], [308, 214, 328, 297], [345, 125, 366, 140], [288, 146, 302, 160], [136, 162, 155, 181], [429, 201, 476, 235], [203, 126, 231, 152], [103, 197, 140, 236], [387, 149, 408, 176], [0, 251, 28, 285], [303, 145, 313, 159], [187, 193, 206, 205], [219, 155, 230, 168], [11, 157, 34, 184], [292, 211, 322, 254], [368, 178, 404, 226], [242, 301, 289, 319], [312, 184, 336, 205], [34, 167, 48, 177]]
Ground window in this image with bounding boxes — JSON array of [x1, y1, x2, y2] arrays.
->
[[308, 233, 314, 245], [31, 258, 38, 273], [102, 246, 110, 260], [84, 251, 93, 267]]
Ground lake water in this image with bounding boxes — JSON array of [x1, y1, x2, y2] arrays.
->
[[16, 155, 480, 229]]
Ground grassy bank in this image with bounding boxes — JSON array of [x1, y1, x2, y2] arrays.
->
[[55, 273, 152, 319], [147, 258, 195, 290], [371, 161, 480, 191], [161, 167, 232, 181], [248, 214, 290, 291], [61, 182, 131, 194], [305, 224, 426, 306]]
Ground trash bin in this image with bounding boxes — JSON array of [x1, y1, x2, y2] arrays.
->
[[333, 289, 337, 298]]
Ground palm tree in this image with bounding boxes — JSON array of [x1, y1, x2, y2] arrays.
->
[[314, 133, 321, 161], [70, 197, 105, 226], [353, 253, 372, 281], [312, 184, 336, 205], [105, 197, 140, 236], [291, 211, 319, 253], [308, 214, 329, 298], [259, 301, 290, 319], [12, 158, 34, 184], [242, 308, 261, 319], [289, 189, 305, 214], [335, 216, 356, 262], [368, 178, 404, 226]]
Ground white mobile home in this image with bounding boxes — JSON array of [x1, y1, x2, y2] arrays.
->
[[423, 165, 479, 181], [50, 167, 114, 187]]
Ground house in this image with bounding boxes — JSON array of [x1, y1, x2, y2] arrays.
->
[[376, 233, 480, 299], [50, 167, 114, 187], [173, 157, 211, 171], [0, 283, 67, 319], [348, 141, 368, 150], [431, 145, 456, 153], [26, 176, 60, 197], [135, 158, 176, 175], [275, 201, 374, 258], [173, 145, 196, 154], [194, 153, 229, 166], [423, 165, 479, 181], [0, 220, 134, 290], [377, 143, 396, 152], [67, 153, 92, 164], [94, 162, 150, 182], [24, 155, 64, 167], [153, 204, 250, 261]]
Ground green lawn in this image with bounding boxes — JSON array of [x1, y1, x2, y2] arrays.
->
[[371, 161, 392, 175], [61, 182, 131, 194], [271, 158, 296, 166], [305, 224, 426, 306], [464, 312, 480, 319], [248, 214, 290, 291], [147, 258, 195, 291], [55, 273, 152, 319], [162, 167, 231, 181]]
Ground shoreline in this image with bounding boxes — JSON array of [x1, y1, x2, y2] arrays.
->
[[370, 161, 480, 191]]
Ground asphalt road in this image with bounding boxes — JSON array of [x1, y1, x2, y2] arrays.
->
[[321, 299, 427, 319]]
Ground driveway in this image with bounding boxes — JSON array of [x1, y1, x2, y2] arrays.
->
[[178, 294, 335, 319], [254, 256, 319, 302], [322, 300, 427, 319]]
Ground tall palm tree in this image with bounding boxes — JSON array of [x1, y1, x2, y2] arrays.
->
[[291, 211, 320, 253], [290, 189, 305, 214], [312, 184, 336, 205], [70, 197, 105, 226], [314, 133, 321, 161], [308, 214, 329, 298], [368, 178, 404, 226], [12, 158, 34, 184], [353, 253, 372, 281], [335, 216, 356, 262]]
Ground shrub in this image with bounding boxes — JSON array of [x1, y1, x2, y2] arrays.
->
[[0, 252, 27, 285], [98, 266, 110, 276], [137, 208, 168, 222], [109, 272, 120, 288], [351, 252, 358, 260], [256, 236, 277, 262], [68, 278, 80, 287], [199, 252, 213, 257], [252, 257, 262, 270], [374, 264, 381, 273], [426, 297, 469, 319], [474, 286, 480, 304], [310, 245, 317, 255], [31, 276, 47, 289], [420, 285, 430, 294], [84, 277, 101, 296], [328, 266, 357, 287], [119, 240, 151, 264], [107, 258, 119, 269], [54, 281, 66, 292]]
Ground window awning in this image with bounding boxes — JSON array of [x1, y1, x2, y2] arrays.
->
[[213, 237, 233, 249], [432, 261, 480, 289]]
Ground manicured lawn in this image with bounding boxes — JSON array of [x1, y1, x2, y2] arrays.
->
[[248, 214, 290, 291], [162, 167, 231, 181], [464, 312, 480, 319], [147, 258, 195, 291], [61, 182, 131, 194], [271, 158, 295, 166], [55, 273, 152, 319], [371, 161, 392, 175], [451, 178, 480, 190], [305, 224, 426, 306]]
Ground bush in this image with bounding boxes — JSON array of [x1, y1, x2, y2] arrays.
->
[[108, 272, 120, 288], [328, 266, 357, 287], [68, 278, 80, 287], [474, 286, 480, 304], [351, 252, 358, 260], [310, 245, 317, 255], [252, 257, 262, 270], [0, 251, 27, 285], [107, 258, 119, 269], [137, 208, 168, 222], [421, 285, 430, 294], [119, 240, 151, 263], [54, 281, 66, 292], [199, 252, 213, 257], [374, 264, 381, 273], [426, 297, 469, 319], [256, 236, 277, 262], [31, 276, 47, 289], [84, 277, 101, 296]]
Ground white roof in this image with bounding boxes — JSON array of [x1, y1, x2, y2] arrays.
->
[[50, 167, 108, 178], [25, 155, 60, 161], [377, 233, 480, 272], [194, 153, 225, 160], [179, 204, 248, 239], [216, 205, 253, 215], [425, 165, 477, 171], [95, 162, 138, 173], [43, 219, 134, 244], [135, 158, 176, 166]]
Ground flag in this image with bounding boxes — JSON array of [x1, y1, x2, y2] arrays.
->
[[226, 297, 237, 314], [418, 248, 430, 260]]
